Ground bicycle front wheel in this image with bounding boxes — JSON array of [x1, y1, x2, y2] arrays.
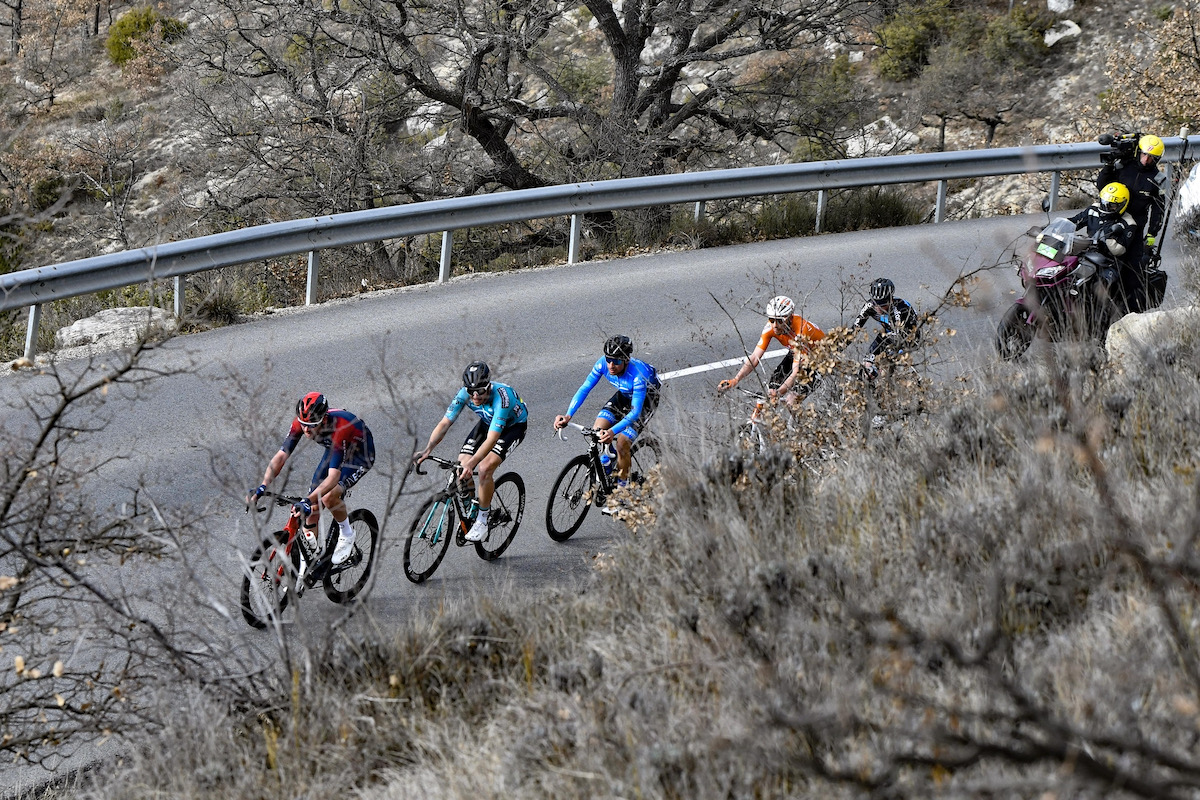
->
[[323, 509, 380, 603], [545, 454, 595, 542], [404, 497, 454, 583], [240, 533, 299, 629], [475, 472, 525, 561]]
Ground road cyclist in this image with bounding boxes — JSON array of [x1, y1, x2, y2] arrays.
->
[[414, 361, 528, 543], [553, 335, 661, 516], [716, 295, 826, 406], [851, 278, 919, 381], [242, 392, 379, 627]]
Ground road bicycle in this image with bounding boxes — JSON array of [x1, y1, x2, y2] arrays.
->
[[402, 456, 525, 583], [735, 388, 771, 454], [545, 422, 661, 542], [240, 490, 380, 629]]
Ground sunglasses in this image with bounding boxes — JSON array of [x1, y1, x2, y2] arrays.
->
[[769, 317, 789, 325], [605, 357, 627, 366], [468, 385, 491, 396]]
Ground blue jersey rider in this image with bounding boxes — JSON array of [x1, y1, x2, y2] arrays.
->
[[553, 335, 661, 500], [415, 361, 529, 543]]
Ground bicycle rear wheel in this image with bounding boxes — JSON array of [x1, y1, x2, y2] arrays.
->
[[545, 454, 595, 542], [404, 497, 454, 583], [629, 436, 662, 485], [240, 533, 299, 629], [323, 509, 380, 603], [475, 472, 525, 561]]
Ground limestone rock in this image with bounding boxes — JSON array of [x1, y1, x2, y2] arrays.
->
[[54, 307, 178, 351]]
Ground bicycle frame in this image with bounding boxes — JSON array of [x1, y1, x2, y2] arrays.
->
[[251, 490, 359, 588], [411, 456, 478, 544], [556, 423, 619, 502]]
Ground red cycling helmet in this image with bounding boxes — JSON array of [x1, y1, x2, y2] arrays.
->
[[296, 392, 328, 426]]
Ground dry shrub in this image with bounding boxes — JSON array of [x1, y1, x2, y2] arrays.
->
[[55, 328, 1200, 800]]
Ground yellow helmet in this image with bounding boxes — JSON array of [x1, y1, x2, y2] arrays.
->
[[1139, 134, 1165, 160], [1100, 182, 1130, 214]]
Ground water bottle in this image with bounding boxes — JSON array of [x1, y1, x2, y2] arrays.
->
[[300, 524, 319, 558], [599, 446, 614, 476]]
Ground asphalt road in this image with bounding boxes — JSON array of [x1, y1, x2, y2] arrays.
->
[[2, 211, 1189, 658]]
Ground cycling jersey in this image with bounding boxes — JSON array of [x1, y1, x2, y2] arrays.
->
[[281, 409, 376, 490], [853, 299, 918, 336], [757, 314, 825, 353], [566, 358, 661, 437], [445, 381, 528, 433]]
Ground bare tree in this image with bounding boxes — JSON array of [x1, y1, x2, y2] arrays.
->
[[179, 0, 876, 223], [0, 339, 271, 767]]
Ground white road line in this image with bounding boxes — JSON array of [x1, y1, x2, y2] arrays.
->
[[659, 349, 788, 381]]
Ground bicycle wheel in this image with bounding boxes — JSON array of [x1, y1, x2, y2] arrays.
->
[[323, 509, 380, 603], [629, 437, 662, 485], [404, 497, 454, 583], [240, 533, 299, 629], [545, 454, 595, 542], [475, 472, 525, 561]]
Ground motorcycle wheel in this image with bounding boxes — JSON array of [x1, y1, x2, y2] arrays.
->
[[996, 304, 1034, 361]]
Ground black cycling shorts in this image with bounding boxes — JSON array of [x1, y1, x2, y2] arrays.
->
[[460, 419, 527, 462], [599, 386, 660, 440]]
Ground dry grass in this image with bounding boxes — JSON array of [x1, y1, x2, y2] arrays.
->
[[27, 290, 1200, 799]]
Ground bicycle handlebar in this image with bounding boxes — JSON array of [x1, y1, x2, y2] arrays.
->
[[554, 421, 599, 442], [248, 489, 306, 514], [412, 455, 473, 477]]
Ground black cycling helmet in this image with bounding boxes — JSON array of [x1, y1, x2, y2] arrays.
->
[[296, 392, 328, 426], [462, 361, 491, 393], [870, 278, 895, 305], [603, 335, 634, 361]]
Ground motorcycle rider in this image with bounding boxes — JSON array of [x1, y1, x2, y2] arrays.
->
[[1096, 133, 1166, 275], [1069, 182, 1137, 308]]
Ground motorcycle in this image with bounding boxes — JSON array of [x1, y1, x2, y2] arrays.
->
[[995, 218, 1125, 361]]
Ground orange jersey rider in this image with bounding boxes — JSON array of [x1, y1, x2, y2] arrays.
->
[[718, 295, 825, 403]]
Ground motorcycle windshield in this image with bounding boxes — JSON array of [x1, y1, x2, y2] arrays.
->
[[1033, 218, 1081, 264]]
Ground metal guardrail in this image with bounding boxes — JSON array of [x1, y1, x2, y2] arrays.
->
[[5, 136, 1197, 359]]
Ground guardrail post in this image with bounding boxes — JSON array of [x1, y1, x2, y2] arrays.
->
[[934, 180, 948, 223], [306, 250, 320, 306], [694, 201, 705, 224], [174, 276, 185, 318], [568, 214, 582, 264], [438, 230, 453, 283], [23, 303, 41, 361], [1047, 171, 1060, 212], [815, 190, 827, 233]]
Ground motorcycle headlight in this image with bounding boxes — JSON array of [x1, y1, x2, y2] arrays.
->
[[1036, 265, 1063, 279]]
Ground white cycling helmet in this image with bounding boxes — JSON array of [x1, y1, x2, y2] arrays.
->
[[765, 295, 795, 321]]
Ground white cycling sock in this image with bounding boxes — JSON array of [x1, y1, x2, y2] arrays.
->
[[338, 518, 354, 540]]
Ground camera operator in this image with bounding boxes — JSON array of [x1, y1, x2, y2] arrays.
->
[[1096, 133, 1167, 282]]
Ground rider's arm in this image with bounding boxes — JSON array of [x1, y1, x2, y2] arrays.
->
[[851, 302, 873, 329], [310, 466, 341, 504], [722, 344, 765, 388], [610, 380, 647, 438], [260, 449, 289, 487], [564, 360, 605, 418], [1147, 174, 1167, 238], [417, 416, 454, 461], [776, 347, 804, 395]]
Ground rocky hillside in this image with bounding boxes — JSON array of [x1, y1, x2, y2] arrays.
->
[[0, 1, 1171, 288]]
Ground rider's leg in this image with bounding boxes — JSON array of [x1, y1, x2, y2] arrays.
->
[[456, 452, 477, 500], [476, 451, 502, 508], [319, 483, 357, 563], [319, 483, 348, 523], [614, 431, 633, 481]]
